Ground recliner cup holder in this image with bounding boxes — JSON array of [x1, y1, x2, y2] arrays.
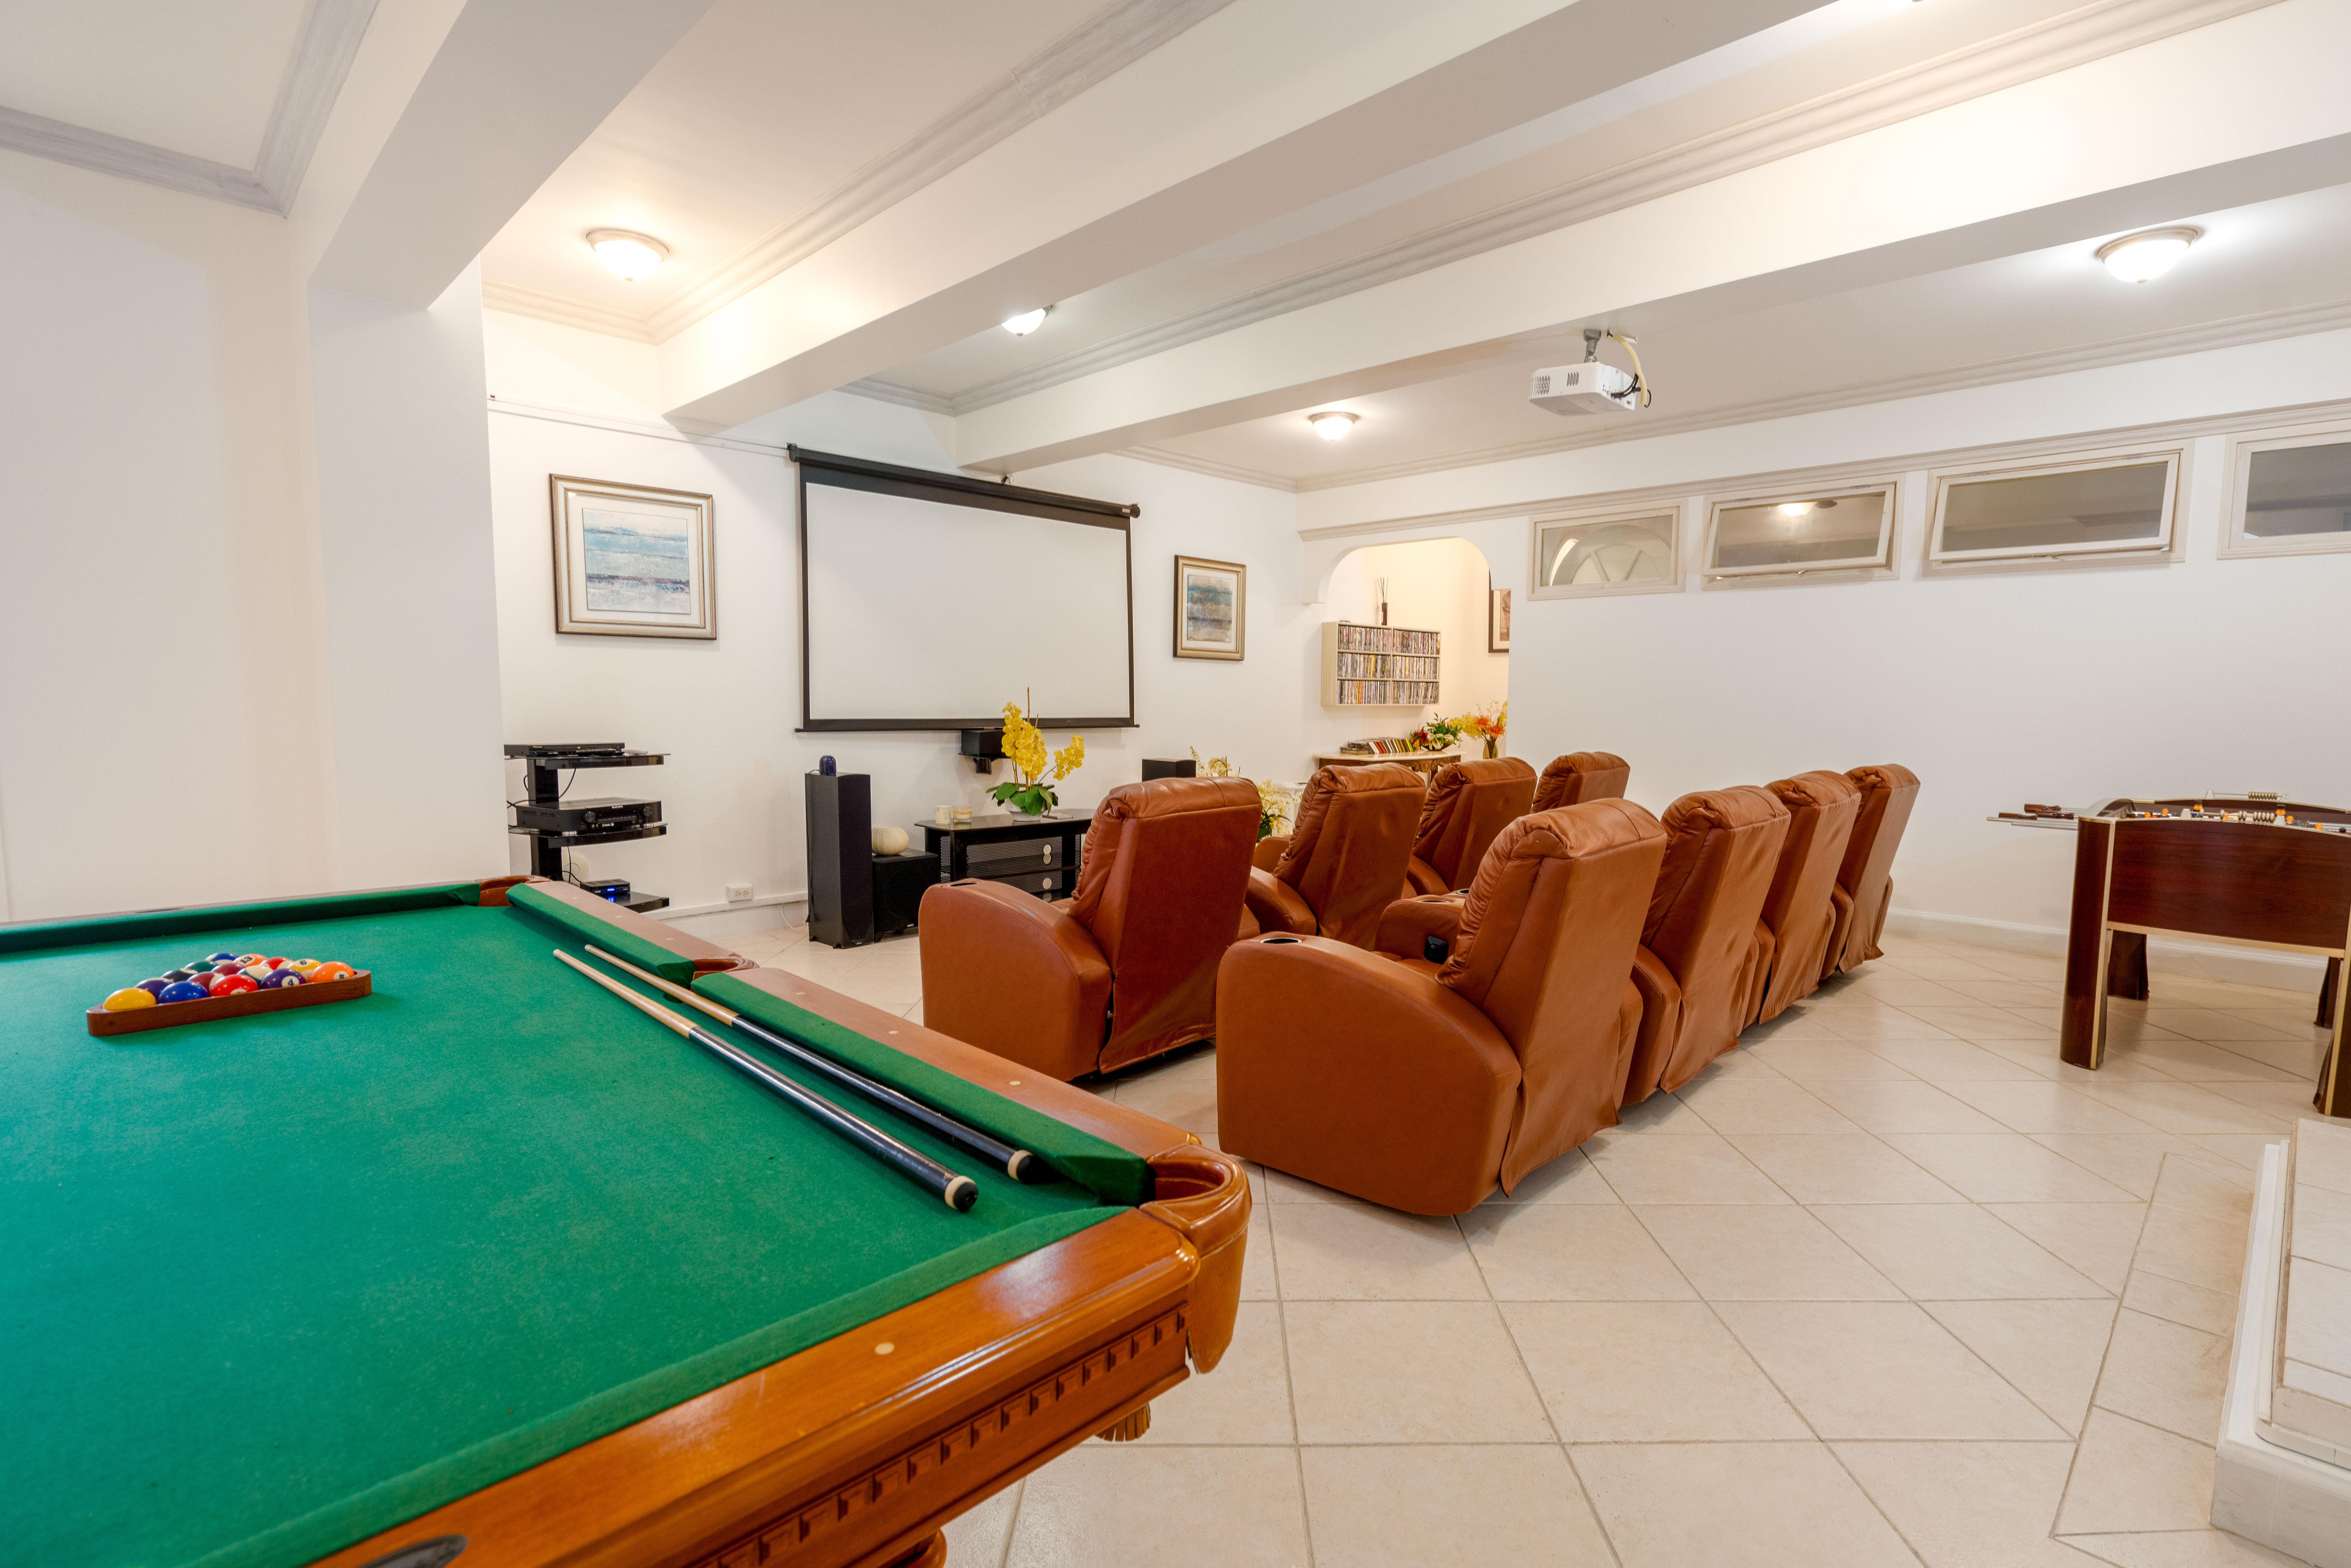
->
[[1260, 936, 1304, 944]]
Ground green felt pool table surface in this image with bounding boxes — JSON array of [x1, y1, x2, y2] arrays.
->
[[0, 882, 1165, 1568]]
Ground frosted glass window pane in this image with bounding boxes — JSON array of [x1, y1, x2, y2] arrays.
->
[[2244, 440, 2351, 538], [1710, 490, 1888, 572], [1939, 462, 2168, 555], [1537, 516, 1674, 588]]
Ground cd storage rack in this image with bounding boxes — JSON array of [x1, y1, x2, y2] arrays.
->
[[1320, 621, 1440, 707]]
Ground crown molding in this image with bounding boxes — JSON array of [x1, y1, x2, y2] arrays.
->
[[1118, 445, 1297, 491], [0, 0, 376, 214], [254, 0, 379, 207], [839, 378, 956, 416], [635, 0, 1236, 343], [1287, 297, 2351, 494], [0, 104, 277, 210], [482, 280, 657, 342], [944, 0, 2282, 416]]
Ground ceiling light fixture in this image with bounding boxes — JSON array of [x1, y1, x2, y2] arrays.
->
[[1002, 307, 1051, 336], [588, 229, 668, 282], [2095, 226, 2200, 283], [1776, 502, 1811, 516], [1309, 411, 1359, 442]]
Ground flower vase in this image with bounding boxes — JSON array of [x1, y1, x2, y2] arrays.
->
[[1482, 737, 1499, 759]]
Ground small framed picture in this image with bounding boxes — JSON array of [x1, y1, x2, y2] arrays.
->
[[1175, 555, 1245, 661], [550, 475, 716, 639], [1489, 585, 1511, 651]]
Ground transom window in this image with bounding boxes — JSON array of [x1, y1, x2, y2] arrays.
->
[[2224, 422, 2351, 557], [1929, 449, 2180, 564], [1529, 510, 1679, 599], [1705, 485, 1894, 578]]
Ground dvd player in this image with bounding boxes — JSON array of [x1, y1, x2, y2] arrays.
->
[[504, 742, 626, 759], [511, 796, 663, 833]]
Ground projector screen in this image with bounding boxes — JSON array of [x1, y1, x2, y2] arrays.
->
[[793, 448, 1135, 731]]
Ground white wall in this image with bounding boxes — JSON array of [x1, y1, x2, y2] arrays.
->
[[0, 149, 521, 921], [0, 153, 331, 920], [1295, 328, 2351, 949], [309, 265, 511, 887], [483, 320, 1311, 930]]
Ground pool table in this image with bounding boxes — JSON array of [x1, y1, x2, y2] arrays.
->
[[1, 876, 1247, 1568]]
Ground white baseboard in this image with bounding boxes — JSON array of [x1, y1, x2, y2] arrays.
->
[[1886, 907, 2327, 994], [654, 894, 808, 940]]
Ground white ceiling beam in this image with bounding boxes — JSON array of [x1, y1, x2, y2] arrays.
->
[[652, 0, 1833, 428], [949, 0, 2351, 471], [310, 0, 719, 307]]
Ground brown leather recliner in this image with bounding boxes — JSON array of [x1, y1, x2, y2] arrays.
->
[[1218, 800, 1669, 1214], [1622, 787, 1789, 1104], [1532, 751, 1630, 811], [1243, 763, 1424, 948], [1404, 757, 1536, 894], [1825, 763, 1921, 977], [918, 776, 1261, 1080], [1748, 771, 1862, 1025]]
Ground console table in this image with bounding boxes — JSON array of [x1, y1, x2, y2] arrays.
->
[[1314, 749, 1459, 778], [920, 813, 1089, 900]]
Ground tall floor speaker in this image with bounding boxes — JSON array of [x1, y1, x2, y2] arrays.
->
[[805, 772, 873, 948]]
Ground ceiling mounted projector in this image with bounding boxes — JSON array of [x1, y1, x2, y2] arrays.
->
[[1528, 360, 1637, 416]]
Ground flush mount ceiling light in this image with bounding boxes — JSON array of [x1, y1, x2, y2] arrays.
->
[[1308, 411, 1359, 442], [2095, 226, 2200, 283], [588, 229, 668, 282], [1002, 307, 1051, 335]]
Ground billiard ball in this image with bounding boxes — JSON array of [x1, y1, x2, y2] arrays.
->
[[257, 969, 304, 990], [236, 953, 264, 966], [158, 980, 210, 1003], [287, 959, 321, 974], [240, 965, 275, 983], [207, 952, 238, 963], [208, 973, 257, 997], [135, 978, 173, 998], [162, 969, 193, 983], [102, 987, 157, 1012], [308, 962, 357, 983]]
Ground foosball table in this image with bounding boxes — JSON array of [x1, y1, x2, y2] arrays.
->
[[2055, 795, 2351, 1115]]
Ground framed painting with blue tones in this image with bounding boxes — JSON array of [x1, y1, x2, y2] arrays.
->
[[550, 475, 716, 639], [1174, 555, 1245, 661]]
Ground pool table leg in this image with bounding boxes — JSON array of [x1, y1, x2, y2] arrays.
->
[[1096, 1404, 1152, 1441], [883, 1532, 947, 1568]]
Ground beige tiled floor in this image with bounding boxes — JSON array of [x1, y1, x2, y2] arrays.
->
[[725, 923, 2348, 1568]]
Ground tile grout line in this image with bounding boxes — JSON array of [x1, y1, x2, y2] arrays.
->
[[1266, 1198, 1318, 1568], [1463, 1200, 1630, 1568]]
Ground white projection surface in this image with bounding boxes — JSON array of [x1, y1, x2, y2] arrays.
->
[[803, 478, 1131, 726]]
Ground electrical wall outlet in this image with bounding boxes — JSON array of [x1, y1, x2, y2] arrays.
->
[[725, 883, 752, 902]]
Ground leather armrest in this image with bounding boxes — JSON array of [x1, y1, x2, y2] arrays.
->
[[1243, 865, 1316, 934], [916, 880, 1111, 1081], [1251, 835, 1291, 872], [1403, 855, 1451, 897], [1822, 884, 1855, 981], [1215, 935, 1520, 1214], [1374, 894, 1467, 961], [1620, 943, 1684, 1105]]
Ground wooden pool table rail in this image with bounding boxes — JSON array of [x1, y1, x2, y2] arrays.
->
[[309, 942, 1246, 1568]]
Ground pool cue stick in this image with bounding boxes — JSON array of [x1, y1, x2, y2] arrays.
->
[[583, 944, 1042, 1183], [551, 951, 977, 1212]]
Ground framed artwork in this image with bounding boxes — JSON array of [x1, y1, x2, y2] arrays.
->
[[549, 475, 716, 638], [1174, 555, 1245, 660], [1489, 585, 1511, 651]]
